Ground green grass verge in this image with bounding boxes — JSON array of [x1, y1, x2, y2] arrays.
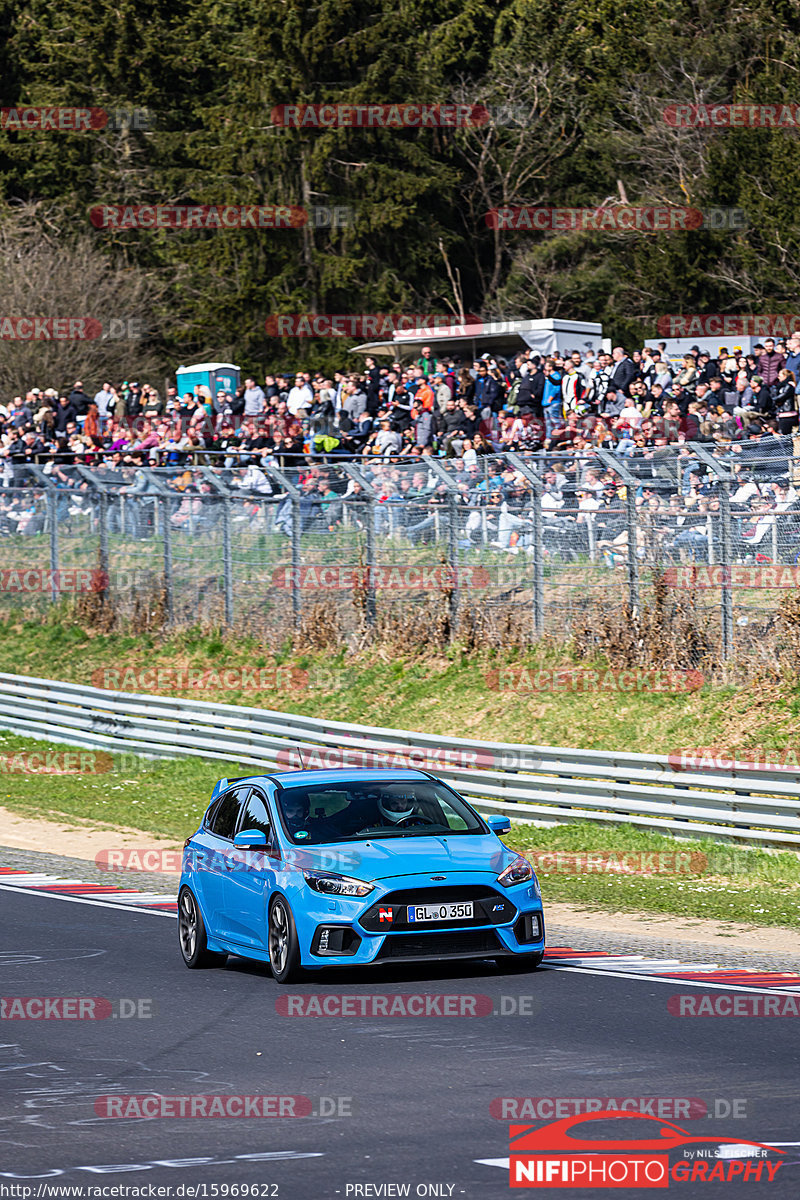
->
[[1, 727, 798, 930]]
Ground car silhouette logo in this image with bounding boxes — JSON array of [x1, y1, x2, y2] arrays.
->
[[431, 875, 446, 880], [510, 1111, 785, 1155]]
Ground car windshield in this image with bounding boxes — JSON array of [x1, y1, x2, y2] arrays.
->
[[275, 780, 485, 844]]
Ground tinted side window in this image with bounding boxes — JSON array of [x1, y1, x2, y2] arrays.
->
[[238, 790, 272, 838], [208, 787, 249, 839]]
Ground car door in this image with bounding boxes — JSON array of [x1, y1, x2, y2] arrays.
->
[[192, 785, 250, 938], [222, 788, 278, 949]]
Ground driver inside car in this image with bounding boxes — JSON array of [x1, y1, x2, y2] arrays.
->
[[377, 790, 421, 825]]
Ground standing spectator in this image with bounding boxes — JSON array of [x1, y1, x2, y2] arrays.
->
[[69, 380, 92, 415], [609, 346, 638, 396], [759, 338, 786, 390], [244, 376, 267, 419], [784, 334, 800, 379], [93, 381, 114, 426], [54, 394, 77, 435], [542, 358, 564, 436], [286, 374, 312, 418]]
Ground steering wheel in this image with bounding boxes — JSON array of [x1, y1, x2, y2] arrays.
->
[[393, 815, 436, 828]]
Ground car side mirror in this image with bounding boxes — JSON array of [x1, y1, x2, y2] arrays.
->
[[233, 828, 268, 848], [486, 815, 511, 835]]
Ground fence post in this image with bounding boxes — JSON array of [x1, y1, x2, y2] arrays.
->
[[534, 490, 544, 635], [365, 497, 377, 626], [47, 490, 59, 604], [689, 442, 735, 661], [506, 452, 544, 636], [98, 488, 109, 597], [626, 486, 640, 619], [594, 448, 640, 619], [161, 496, 174, 626], [448, 491, 459, 629], [291, 496, 301, 628], [262, 462, 303, 631], [222, 497, 234, 627], [719, 479, 733, 660]]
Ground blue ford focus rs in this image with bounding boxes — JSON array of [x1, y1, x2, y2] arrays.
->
[[178, 768, 545, 983]]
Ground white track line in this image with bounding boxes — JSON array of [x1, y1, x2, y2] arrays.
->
[[4, 879, 800, 992], [0, 880, 176, 917]]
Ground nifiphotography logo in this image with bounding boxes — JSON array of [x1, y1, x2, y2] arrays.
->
[[507, 1110, 784, 1187]]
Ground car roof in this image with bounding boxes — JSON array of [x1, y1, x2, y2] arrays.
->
[[265, 768, 431, 788]]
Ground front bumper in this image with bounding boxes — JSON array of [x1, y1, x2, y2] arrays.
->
[[296, 876, 545, 967]]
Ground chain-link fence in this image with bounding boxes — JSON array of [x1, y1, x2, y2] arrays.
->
[[2, 442, 800, 657]]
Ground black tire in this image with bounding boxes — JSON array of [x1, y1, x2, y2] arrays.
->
[[178, 887, 227, 969], [502, 952, 544, 972], [268, 895, 303, 984]]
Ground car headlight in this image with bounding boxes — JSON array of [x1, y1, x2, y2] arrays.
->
[[497, 854, 533, 888], [303, 870, 374, 897]]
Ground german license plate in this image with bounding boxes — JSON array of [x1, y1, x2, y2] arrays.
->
[[407, 902, 473, 923]]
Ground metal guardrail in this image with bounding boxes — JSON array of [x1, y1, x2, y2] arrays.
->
[[0, 672, 798, 847]]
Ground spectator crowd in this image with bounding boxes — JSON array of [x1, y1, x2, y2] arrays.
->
[[2, 337, 800, 568], [3, 335, 800, 480]]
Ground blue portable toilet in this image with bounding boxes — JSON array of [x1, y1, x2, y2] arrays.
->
[[175, 362, 241, 401]]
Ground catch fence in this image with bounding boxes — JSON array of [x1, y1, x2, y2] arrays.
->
[[0, 444, 798, 657]]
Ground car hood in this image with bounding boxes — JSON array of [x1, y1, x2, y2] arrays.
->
[[291, 833, 514, 882]]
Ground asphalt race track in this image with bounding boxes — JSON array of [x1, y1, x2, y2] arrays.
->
[[1, 888, 798, 1198]]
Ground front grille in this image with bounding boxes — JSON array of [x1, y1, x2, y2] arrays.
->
[[374, 930, 502, 961], [360, 886, 515, 933]]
